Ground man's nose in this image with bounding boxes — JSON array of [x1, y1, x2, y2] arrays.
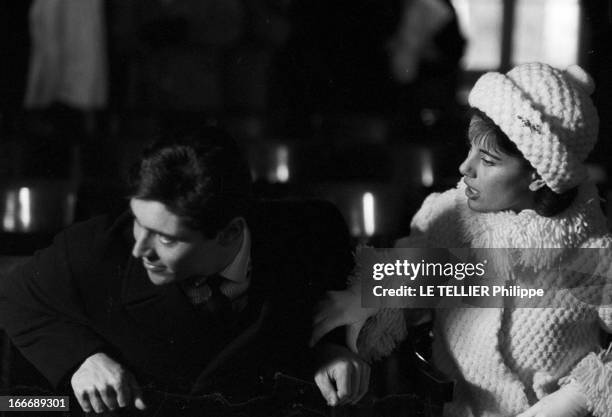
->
[[132, 231, 153, 258]]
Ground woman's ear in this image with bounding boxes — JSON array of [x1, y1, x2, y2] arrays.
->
[[217, 217, 245, 246], [528, 172, 546, 192]]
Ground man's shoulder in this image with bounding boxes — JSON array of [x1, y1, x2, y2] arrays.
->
[[249, 199, 352, 291], [45, 210, 133, 274], [64, 210, 127, 236], [60, 210, 132, 249], [249, 199, 351, 265]]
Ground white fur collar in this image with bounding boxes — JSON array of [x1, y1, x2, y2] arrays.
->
[[455, 180, 608, 249], [447, 181, 609, 273]]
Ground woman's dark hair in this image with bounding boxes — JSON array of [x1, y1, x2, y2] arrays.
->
[[128, 127, 253, 238], [468, 109, 577, 217]]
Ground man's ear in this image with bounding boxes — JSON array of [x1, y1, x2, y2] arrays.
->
[[217, 217, 245, 246], [528, 172, 546, 192]]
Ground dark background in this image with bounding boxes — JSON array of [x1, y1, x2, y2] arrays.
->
[[1, 0, 610, 248], [0, 1, 611, 414]]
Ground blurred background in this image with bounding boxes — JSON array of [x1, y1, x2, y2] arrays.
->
[[1, 0, 612, 407], [1, 0, 611, 252]]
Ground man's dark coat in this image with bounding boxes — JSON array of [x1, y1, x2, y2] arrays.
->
[[0, 200, 352, 402]]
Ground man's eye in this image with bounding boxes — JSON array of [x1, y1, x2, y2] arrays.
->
[[158, 235, 177, 245]]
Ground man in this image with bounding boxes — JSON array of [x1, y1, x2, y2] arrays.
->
[[0, 128, 368, 414]]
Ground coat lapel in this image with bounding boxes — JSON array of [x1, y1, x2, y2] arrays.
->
[[189, 232, 277, 393], [120, 256, 201, 342], [189, 295, 272, 394]]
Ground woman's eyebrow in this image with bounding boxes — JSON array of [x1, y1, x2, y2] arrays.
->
[[478, 148, 501, 161]]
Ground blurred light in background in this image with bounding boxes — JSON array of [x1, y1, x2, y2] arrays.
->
[[451, 0, 503, 70], [0, 182, 76, 233], [2, 191, 17, 231], [249, 142, 292, 184], [452, 0, 581, 71], [272, 145, 290, 183], [513, 0, 580, 67], [390, 145, 438, 188], [362, 192, 376, 237], [312, 183, 416, 241], [2, 188, 33, 232], [349, 204, 362, 237], [419, 148, 435, 187], [18, 187, 31, 229], [348, 191, 377, 237]]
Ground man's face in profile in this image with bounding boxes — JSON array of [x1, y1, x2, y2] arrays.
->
[[129, 198, 227, 285]]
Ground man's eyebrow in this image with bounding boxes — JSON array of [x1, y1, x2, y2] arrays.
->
[[478, 148, 502, 161], [131, 215, 182, 240]]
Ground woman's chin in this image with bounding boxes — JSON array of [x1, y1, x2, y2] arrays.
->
[[466, 199, 490, 213]]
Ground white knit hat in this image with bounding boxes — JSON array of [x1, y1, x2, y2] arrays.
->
[[468, 62, 599, 193]]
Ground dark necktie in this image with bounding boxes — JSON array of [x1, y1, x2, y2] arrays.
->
[[202, 274, 234, 323]]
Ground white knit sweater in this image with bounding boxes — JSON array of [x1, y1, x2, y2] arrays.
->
[[357, 181, 612, 417]]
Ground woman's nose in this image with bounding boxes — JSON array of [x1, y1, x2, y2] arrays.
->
[[459, 153, 476, 177]]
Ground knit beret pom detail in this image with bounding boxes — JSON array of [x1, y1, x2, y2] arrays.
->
[[565, 65, 596, 95]]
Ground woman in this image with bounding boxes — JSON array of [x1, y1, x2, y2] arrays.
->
[[312, 63, 612, 417]]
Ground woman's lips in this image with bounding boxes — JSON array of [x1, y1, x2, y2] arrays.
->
[[464, 184, 480, 199], [143, 260, 166, 273]]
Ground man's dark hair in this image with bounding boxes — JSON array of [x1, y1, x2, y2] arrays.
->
[[469, 109, 577, 217], [129, 127, 253, 238]]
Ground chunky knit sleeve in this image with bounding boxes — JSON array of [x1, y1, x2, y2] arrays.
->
[[557, 233, 612, 417], [354, 188, 461, 361], [353, 246, 431, 362], [345, 246, 409, 362], [559, 343, 612, 417], [560, 233, 612, 417]]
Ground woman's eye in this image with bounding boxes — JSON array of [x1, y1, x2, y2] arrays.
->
[[481, 158, 494, 166], [158, 235, 177, 245]]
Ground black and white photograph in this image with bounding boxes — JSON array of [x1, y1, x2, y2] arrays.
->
[[0, 0, 611, 416]]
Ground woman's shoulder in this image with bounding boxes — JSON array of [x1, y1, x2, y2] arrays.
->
[[402, 182, 468, 247], [580, 234, 612, 248], [564, 181, 612, 247], [410, 182, 466, 232]]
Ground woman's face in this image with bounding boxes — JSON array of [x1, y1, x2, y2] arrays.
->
[[459, 131, 536, 213]]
